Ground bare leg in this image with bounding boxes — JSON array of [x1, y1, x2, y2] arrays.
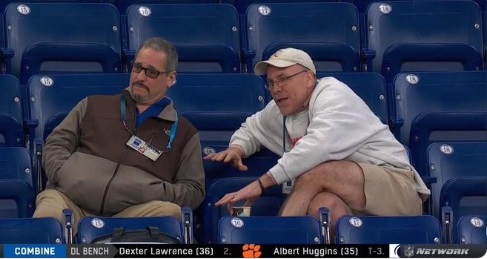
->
[[307, 192, 350, 242], [279, 160, 365, 216]]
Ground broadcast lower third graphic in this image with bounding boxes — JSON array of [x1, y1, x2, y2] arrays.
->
[[242, 244, 262, 258], [390, 244, 487, 258]]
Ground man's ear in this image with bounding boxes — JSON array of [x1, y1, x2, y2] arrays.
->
[[168, 72, 177, 87], [306, 71, 315, 89]]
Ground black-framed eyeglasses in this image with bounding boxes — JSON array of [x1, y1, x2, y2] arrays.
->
[[131, 62, 169, 79], [265, 70, 308, 89]]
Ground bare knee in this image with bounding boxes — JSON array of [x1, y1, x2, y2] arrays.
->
[[307, 192, 349, 219]]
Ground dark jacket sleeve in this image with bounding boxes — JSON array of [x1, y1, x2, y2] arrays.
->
[[161, 133, 205, 209], [42, 98, 87, 185]]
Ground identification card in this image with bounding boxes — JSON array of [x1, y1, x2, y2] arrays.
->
[[126, 135, 162, 161], [282, 179, 295, 194]]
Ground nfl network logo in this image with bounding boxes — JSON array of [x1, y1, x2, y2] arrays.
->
[[390, 245, 415, 258]]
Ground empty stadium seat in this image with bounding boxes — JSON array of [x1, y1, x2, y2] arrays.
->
[[113, 0, 216, 14], [0, 147, 35, 218], [203, 148, 278, 182], [457, 215, 487, 244], [243, 2, 360, 73], [166, 73, 266, 148], [25, 73, 129, 192], [218, 214, 323, 244], [0, 0, 99, 14], [222, 0, 351, 14], [409, 112, 487, 183], [365, 0, 483, 88], [76, 211, 192, 244], [427, 142, 487, 234], [336, 215, 442, 244], [198, 177, 286, 244], [2, 3, 122, 84], [0, 217, 63, 244], [483, 11, 487, 68], [124, 4, 240, 73], [316, 72, 388, 124], [0, 74, 23, 147], [440, 177, 487, 243], [392, 71, 487, 178]]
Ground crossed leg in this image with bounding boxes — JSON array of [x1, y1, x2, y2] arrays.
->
[[278, 160, 365, 239]]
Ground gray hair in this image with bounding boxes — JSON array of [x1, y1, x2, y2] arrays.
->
[[135, 37, 178, 72]]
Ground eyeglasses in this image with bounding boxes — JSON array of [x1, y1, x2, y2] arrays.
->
[[131, 62, 169, 79], [266, 70, 308, 89]]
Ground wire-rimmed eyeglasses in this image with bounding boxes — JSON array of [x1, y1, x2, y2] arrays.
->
[[265, 70, 308, 89]]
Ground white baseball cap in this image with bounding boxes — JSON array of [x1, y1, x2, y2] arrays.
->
[[254, 48, 316, 76]]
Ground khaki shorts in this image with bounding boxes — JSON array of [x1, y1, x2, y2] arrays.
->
[[351, 163, 423, 216]]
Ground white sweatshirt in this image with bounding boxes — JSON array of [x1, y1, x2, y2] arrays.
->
[[230, 77, 430, 200]]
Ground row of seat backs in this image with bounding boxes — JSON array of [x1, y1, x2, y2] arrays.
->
[[218, 215, 487, 244], [218, 210, 486, 245], [0, 1, 484, 83], [2, 0, 484, 14], [1, 2, 122, 84], [0, 213, 482, 245], [12, 69, 486, 145], [218, 211, 445, 244], [0, 2, 242, 83], [223, 0, 487, 14], [0, 207, 193, 244]]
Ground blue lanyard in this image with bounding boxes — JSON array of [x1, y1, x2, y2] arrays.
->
[[283, 116, 287, 153], [120, 95, 178, 152]]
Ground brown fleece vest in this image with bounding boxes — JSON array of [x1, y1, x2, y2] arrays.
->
[[77, 92, 198, 182]]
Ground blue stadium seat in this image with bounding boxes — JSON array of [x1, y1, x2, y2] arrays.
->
[[203, 148, 278, 182], [221, 0, 351, 14], [198, 177, 286, 244], [409, 112, 487, 185], [440, 177, 487, 243], [427, 142, 487, 230], [114, 0, 216, 14], [2, 3, 122, 84], [0, 75, 23, 147], [166, 73, 266, 149], [316, 72, 388, 124], [218, 214, 322, 244], [0, 217, 63, 244], [0, 147, 35, 218], [124, 4, 240, 73], [457, 215, 487, 244], [0, 0, 99, 13], [483, 11, 487, 69], [336, 215, 442, 244], [25, 73, 129, 193], [243, 2, 360, 73], [365, 0, 483, 88], [392, 71, 487, 178], [354, 0, 408, 14], [76, 214, 190, 244]]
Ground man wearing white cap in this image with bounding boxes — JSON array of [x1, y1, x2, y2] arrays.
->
[[205, 48, 430, 236]]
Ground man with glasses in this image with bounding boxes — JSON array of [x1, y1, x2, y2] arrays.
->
[[205, 48, 429, 238], [33, 38, 205, 233]]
